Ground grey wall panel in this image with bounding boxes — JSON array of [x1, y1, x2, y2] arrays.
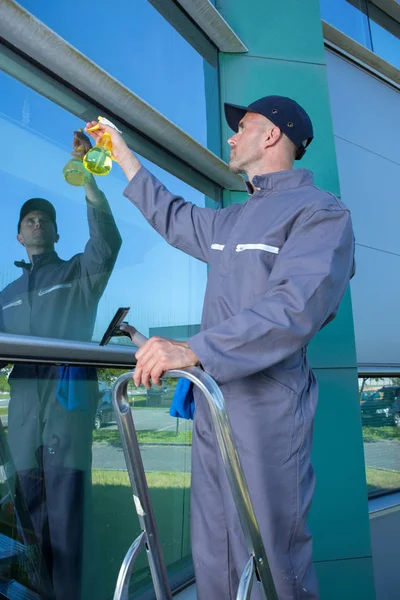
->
[[351, 245, 400, 365], [335, 137, 400, 255], [326, 49, 400, 367], [325, 50, 400, 165], [370, 507, 400, 600]]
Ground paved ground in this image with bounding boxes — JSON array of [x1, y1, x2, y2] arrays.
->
[[92, 441, 192, 473], [93, 408, 193, 472], [126, 408, 181, 432], [93, 435, 400, 474], [363, 440, 400, 472], [1, 404, 399, 474], [0, 407, 180, 433]]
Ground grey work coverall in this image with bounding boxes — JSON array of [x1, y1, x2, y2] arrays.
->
[[124, 167, 355, 600]]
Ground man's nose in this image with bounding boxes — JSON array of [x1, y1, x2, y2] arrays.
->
[[227, 136, 236, 147]]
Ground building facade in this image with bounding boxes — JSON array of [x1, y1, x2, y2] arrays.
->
[[0, 0, 399, 598]]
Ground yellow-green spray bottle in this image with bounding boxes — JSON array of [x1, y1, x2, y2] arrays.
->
[[84, 117, 122, 176]]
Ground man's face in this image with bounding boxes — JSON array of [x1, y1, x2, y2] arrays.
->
[[17, 210, 59, 252], [227, 112, 273, 175]]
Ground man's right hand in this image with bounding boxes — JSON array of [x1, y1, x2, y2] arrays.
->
[[85, 121, 142, 181]]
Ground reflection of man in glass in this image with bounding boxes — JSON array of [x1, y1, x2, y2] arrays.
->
[[0, 131, 122, 600]]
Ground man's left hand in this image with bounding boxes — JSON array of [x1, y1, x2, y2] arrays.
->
[[72, 130, 92, 157], [134, 338, 200, 389]]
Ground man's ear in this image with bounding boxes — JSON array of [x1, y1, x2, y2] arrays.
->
[[55, 233, 60, 244], [16, 233, 25, 247], [264, 126, 282, 149]]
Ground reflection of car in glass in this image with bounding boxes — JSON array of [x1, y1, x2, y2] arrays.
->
[[361, 391, 374, 401], [94, 389, 115, 429], [146, 385, 174, 407], [361, 386, 400, 426]]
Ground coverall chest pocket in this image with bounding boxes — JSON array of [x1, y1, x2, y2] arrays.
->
[[224, 243, 280, 301], [37, 282, 73, 298]]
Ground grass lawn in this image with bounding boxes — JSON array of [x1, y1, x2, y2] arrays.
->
[[0, 407, 8, 416], [128, 395, 147, 408], [362, 426, 400, 442], [92, 468, 191, 488], [93, 428, 192, 445], [366, 467, 400, 495]]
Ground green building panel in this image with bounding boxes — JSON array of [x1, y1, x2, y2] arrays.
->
[[214, 0, 375, 597]]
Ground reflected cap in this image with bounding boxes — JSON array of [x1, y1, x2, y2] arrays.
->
[[18, 198, 57, 233], [224, 95, 314, 160]]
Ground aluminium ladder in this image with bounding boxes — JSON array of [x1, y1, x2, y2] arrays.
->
[[102, 309, 278, 600]]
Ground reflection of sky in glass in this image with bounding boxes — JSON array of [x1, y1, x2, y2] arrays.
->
[[320, 0, 400, 70], [19, 0, 211, 146], [319, 0, 372, 48], [370, 20, 400, 69], [0, 71, 208, 340]]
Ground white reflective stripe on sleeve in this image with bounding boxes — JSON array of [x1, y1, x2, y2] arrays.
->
[[211, 244, 225, 251], [236, 243, 280, 254], [2, 300, 23, 310], [38, 283, 73, 297]]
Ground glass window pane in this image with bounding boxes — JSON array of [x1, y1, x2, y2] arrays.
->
[[0, 69, 207, 345], [18, 0, 212, 146], [369, 16, 400, 70], [359, 376, 400, 497], [0, 64, 209, 596], [319, 0, 372, 49], [0, 365, 193, 597]]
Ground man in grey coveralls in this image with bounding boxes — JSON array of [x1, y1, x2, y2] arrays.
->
[[86, 95, 355, 600], [0, 130, 121, 599]]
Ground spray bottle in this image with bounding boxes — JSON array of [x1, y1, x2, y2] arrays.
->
[[84, 117, 122, 176]]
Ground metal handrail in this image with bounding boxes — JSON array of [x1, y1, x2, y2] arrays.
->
[[0, 332, 137, 367], [112, 367, 278, 600]]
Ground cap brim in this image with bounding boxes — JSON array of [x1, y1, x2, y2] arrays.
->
[[224, 103, 249, 132]]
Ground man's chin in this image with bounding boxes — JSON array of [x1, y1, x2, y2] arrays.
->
[[228, 161, 244, 175]]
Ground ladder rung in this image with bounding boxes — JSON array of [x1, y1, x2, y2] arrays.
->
[[0, 580, 40, 600], [0, 535, 27, 562]]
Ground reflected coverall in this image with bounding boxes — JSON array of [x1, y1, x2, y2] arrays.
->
[[0, 191, 121, 599], [124, 166, 355, 600]]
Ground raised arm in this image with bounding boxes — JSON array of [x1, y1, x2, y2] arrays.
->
[[85, 121, 219, 263], [70, 129, 121, 295], [79, 175, 122, 296]]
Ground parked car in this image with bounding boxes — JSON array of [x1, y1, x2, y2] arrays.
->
[[94, 389, 115, 429], [145, 385, 174, 407], [360, 385, 400, 426]]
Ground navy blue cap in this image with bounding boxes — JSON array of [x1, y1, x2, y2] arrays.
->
[[18, 198, 57, 233], [224, 95, 314, 160]]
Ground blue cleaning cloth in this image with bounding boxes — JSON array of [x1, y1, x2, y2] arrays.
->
[[56, 366, 90, 413], [170, 378, 195, 420]]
